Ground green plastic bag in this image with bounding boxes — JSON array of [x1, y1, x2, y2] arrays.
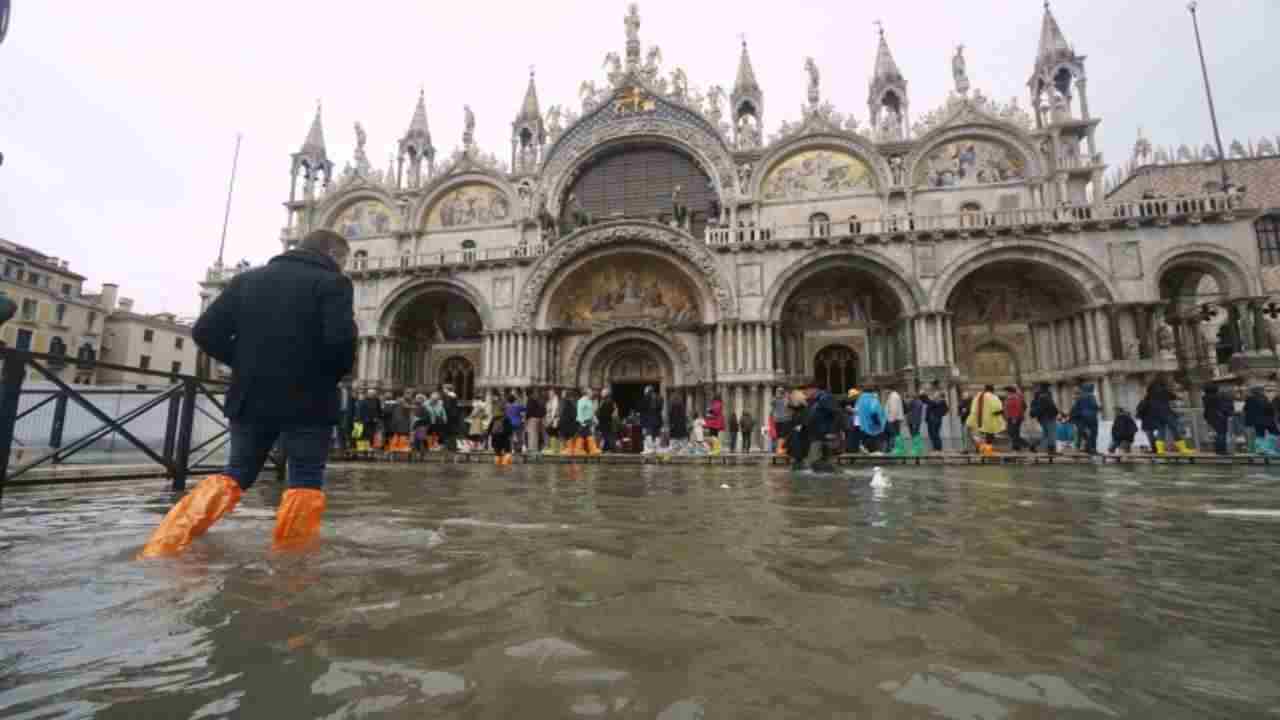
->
[[911, 435, 925, 456]]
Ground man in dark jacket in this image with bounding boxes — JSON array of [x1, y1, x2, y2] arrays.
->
[[1203, 384, 1233, 455], [1109, 407, 1138, 454], [1243, 385, 1276, 453], [924, 389, 948, 452], [1029, 383, 1059, 455], [640, 386, 663, 454], [596, 389, 617, 452], [140, 230, 356, 558]]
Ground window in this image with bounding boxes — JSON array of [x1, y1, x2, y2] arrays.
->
[[55, 304, 67, 325], [353, 250, 368, 270], [15, 329, 32, 351], [76, 343, 96, 368], [3, 260, 20, 279], [143, 329, 154, 343], [48, 337, 67, 364], [848, 214, 862, 235], [462, 239, 477, 263], [1257, 215, 1280, 266], [174, 337, 184, 350], [26, 272, 40, 287], [60, 283, 72, 297], [139, 355, 151, 370], [808, 212, 831, 238], [20, 299, 36, 321], [171, 360, 182, 374]]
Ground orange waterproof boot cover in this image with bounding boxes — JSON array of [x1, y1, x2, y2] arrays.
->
[[272, 488, 327, 552], [138, 474, 242, 559], [494, 453, 504, 465], [587, 437, 602, 456]]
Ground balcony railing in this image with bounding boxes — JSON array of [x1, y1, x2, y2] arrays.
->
[[347, 243, 547, 273], [705, 191, 1244, 246]]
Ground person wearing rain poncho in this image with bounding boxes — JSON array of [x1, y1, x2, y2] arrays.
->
[[138, 230, 357, 558], [855, 388, 886, 454], [966, 384, 1007, 455]]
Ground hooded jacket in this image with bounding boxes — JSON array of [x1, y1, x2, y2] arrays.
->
[[855, 392, 886, 436], [1029, 386, 1059, 422], [967, 390, 1007, 435], [1244, 386, 1273, 427], [1202, 386, 1233, 428], [884, 390, 905, 423], [1070, 384, 1100, 424], [1111, 411, 1138, 442]]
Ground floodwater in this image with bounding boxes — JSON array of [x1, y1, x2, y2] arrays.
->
[[2, 463, 1280, 719]]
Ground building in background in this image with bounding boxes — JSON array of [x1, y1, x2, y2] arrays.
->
[[0, 238, 107, 384], [202, 4, 1276, 422], [96, 299, 198, 387]]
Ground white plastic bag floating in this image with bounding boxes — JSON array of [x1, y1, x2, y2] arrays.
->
[[1132, 430, 1152, 451]]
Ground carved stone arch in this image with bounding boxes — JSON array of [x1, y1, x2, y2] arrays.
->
[[964, 335, 1023, 384], [376, 275, 493, 335], [751, 132, 892, 200], [410, 171, 520, 230], [928, 237, 1120, 312], [761, 247, 924, 323], [905, 120, 1048, 186], [1150, 243, 1256, 302], [539, 93, 738, 218], [512, 220, 736, 330], [315, 186, 401, 232], [567, 325, 698, 389]]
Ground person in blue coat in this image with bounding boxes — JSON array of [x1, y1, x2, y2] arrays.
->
[[856, 387, 887, 453], [1068, 383, 1100, 455]]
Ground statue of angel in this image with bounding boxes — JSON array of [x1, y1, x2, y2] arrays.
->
[[804, 57, 820, 104], [579, 80, 599, 110], [546, 105, 563, 136], [643, 46, 663, 77], [706, 85, 725, 115]]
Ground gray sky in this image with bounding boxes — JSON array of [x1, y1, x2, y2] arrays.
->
[[1, 1, 1275, 317]]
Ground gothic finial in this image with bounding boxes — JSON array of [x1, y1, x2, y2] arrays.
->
[[874, 19, 884, 37]]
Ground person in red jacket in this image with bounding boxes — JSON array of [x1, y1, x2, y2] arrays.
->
[[1004, 386, 1027, 452], [704, 395, 725, 454]]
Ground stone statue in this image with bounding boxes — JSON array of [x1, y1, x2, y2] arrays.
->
[[736, 162, 753, 192], [624, 3, 641, 45], [889, 155, 905, 185], [804, 57, 820, 105], [952, 44, 970, 95], [1157, 322, 1176, 359], [463, 105, 475, 146], [603, 52, 623, 86], [546, 105, 563, 137], [579, 80, 599, 111], [643, 46, 663, 79], [1257, 137, 1277, 156], [1229, 139, 1248, 159], [705, 85, 725, 121], [352, 122, 370, 174], [669, 68, 688, 100]]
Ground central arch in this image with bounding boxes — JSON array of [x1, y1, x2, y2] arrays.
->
[[514, 220, 735, 330], [568, 326, 697, 392]]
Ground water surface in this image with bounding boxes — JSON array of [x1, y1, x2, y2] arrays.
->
[[2, 462, 1279, 718]]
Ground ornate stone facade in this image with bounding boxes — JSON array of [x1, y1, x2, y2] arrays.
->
[[206, 3, 1275, 428]]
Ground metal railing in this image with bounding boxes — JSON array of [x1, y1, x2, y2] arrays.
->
[[347, 243, 547, 273], [704, 191, 1243, 246], [0, 348, 278, 499]]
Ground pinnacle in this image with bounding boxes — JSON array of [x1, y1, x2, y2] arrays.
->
[[517, 68, 541, 123], [734, 39, 760, 95], [872, 27, 903, 84], [1036, 1, 1073, 64], [406, 89, 431, 139], [300, 101, 326, 156]]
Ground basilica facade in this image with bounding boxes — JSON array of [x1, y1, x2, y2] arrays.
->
[[207, 4, 1276, 424]]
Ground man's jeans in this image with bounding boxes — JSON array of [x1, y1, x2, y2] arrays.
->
[[1038, 419, 1057, 453], [226, 421, 332, 490]]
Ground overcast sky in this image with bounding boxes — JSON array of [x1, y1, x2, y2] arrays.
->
[[1, 1, 1276, 317]]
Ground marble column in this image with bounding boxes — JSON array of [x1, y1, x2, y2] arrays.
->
[[765, 324, 776, 373], [517, 333, 526, 378], [1093, 309, 1113, 362], [1100, 375, 1114, 419], [733, 385, 744, 422], [736, 323, 746, 372], [715, 324, 725, 378]]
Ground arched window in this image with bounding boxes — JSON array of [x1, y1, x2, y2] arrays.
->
[[959, 201, 986, 228], [75, 343, 96, 369], [399, 250, 411, 269], [353, 250, 368, 270], [847, 214, 861, 235], [1256, 214, 1280, 266], [461, 239, 477, 264], [808, 212, 831, 238], [439, 356, 475, 402]]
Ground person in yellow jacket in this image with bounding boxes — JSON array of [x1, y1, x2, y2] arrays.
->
[[138, 230, 356, 558], [966, 384, 1007, 455]]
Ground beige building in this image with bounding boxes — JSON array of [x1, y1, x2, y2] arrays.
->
[[96, 299, 198, 387], [0, 238, 107, 384]]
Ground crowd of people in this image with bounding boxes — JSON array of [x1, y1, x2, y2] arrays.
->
[[340, 376, 1280, 466]]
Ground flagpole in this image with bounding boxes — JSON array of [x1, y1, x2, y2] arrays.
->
[[217, 133, 242, 267], [1187, 2, 1231, 191]]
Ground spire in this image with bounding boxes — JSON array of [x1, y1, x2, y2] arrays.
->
[[734, 39, 760, 96], [405, 88, 431, 142], [300, 101, 326, 156], [515, 67, 541, 125], [1036, 2, 1073, 65], [872, 24, 903, 85]]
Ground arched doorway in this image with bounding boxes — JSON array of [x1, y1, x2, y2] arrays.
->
[[814, 345, 858, 395], [1160, 264, 1234, 366], [560, 143, 717, 237], [388, 290, 483, 389], [775, 264, 909, 381], [439, 356, 476, 402], [945, 259, 1092, 388], [600, 343, 668, 418]]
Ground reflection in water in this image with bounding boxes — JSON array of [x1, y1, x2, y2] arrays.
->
[[2, 463, 1280, 717]]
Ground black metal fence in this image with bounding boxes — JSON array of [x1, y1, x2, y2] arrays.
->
[[0, 347, 276, 500]]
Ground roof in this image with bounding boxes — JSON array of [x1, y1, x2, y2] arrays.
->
[[0, 238, 88, 280], [734, 40, 760, 96], [106, 310, 194, 334], [299, 103, 327, 156], [1036, 4, 1073, 66], [1106, 155, 1280, 211], [515, 71, 541, 125], [872, 30, 904, 86]]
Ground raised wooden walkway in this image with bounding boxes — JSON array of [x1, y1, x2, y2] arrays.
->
[[5, 450, 1275, 487]]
